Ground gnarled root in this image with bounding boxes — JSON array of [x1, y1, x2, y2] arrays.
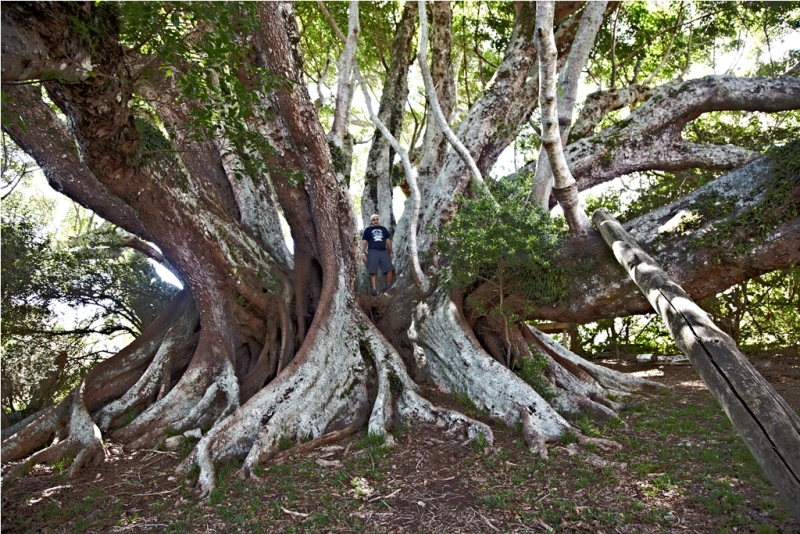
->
[[186, 311, 372, 495], [361, 317, 491, 443], [95, 302, 200, 432], [516, 403, 548, 459], [526, 326, 665, 394], [409, 288, 572, 439], [116, 358, 239, 450], [181, 293, 497, 498], [5, 380, 105, 478], [1, 401, 71, 464], [2, 292, 202, 475], [113, 300, 242, 450]]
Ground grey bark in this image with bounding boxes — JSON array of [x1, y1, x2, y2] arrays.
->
[[567, 75, 800, 192], [532, 1, 607, 208]]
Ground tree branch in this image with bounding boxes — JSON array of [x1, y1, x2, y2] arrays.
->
[[320, 1, 427, 292], [416, 0, 489, 197], [328, 1, 359, 146], [527, 152, 800, 323], [569, 84, 656, 142], [532, 0, 607, 208], [1, 84, 151, 240], [567, 75, 800, 191], [535, 1, 591, 235]]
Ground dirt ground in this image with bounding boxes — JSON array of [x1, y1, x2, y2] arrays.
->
[[3, 351, 799, 533]]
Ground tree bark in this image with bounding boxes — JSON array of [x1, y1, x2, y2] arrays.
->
[[567, 76, 800, 192], [513, 152, 800, 323], [3, 2, 798, 507]]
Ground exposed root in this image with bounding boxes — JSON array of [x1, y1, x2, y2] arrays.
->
[[181, 288, 503, 499], [515, 403, 548, 459], [1, 401, 70, 462], [95, 304, 200, 432], [527, 326, 665, 392], [2, 407, 48, 442], [409, 288, 572, 439], [114, 315, 241, 449], [269, 424, 360, 465], [551, 390, 618, 422], [577, 434, 623, 451], [188, 290, 373, 497], [6, 380, 105, 478], [362, 321, 492, 444]]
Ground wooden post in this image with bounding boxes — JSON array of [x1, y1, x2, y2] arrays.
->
[[593, 209, 800, 519]]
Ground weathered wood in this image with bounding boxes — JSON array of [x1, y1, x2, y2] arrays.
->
[[593, 208, 800, 519]]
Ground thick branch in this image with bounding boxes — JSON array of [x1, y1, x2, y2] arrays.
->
[[567, 76, 800, 191], [413, 1, 538, 254], [417, 0, 487, 194], [0, 4, 95, 83], [328, 1, 359, 146], [2, 84, 150, 240], [569, 85, 656, 142], [525, 153, 800, 323], [416, 2, 456, 195], [532, 0, 607, 207], [347, 1, 416, 229]]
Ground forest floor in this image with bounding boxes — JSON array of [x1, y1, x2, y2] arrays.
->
[[2, 351, 799, 534]]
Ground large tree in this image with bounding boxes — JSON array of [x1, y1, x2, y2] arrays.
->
[[2, 1, 799, 499]]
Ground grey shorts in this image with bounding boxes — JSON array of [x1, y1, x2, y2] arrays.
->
[[367, 249, 394, 275]]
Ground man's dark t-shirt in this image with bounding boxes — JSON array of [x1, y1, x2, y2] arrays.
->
[[362, 226, 391, 251]]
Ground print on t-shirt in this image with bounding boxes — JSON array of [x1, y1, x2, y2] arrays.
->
[[370, 229, 385, 242]]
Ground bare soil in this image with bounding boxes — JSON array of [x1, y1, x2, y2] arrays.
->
[[3, 352, 799, 533]]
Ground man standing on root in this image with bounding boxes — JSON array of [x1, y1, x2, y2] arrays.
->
[[361, 214, 395, 296]]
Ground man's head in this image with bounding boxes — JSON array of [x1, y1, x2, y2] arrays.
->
[[370, 214, 379, 226]]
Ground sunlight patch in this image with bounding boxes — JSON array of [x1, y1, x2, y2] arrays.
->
[[630, 369, 664, 378]]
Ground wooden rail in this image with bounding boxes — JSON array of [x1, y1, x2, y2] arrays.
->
[[593, 208, 800, 519]]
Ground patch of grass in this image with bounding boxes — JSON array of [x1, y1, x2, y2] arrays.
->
[[278, 433, 294, 451], [52, 454, 74, 476], [72, 517, 91, 532], [470, 431, 491, 454], [560, 428, 578, 445], [477, 488, 515, 510], [571, 412, 602, 437], [452, 390, 486, 419]]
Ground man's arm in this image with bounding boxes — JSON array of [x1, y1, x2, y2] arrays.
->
[[386, 238, 393, 258], [361, 239, 368, 263]]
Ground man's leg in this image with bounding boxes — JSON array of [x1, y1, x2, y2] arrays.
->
[[386, 269, 394, 288], [368, 252, 379, 295]]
